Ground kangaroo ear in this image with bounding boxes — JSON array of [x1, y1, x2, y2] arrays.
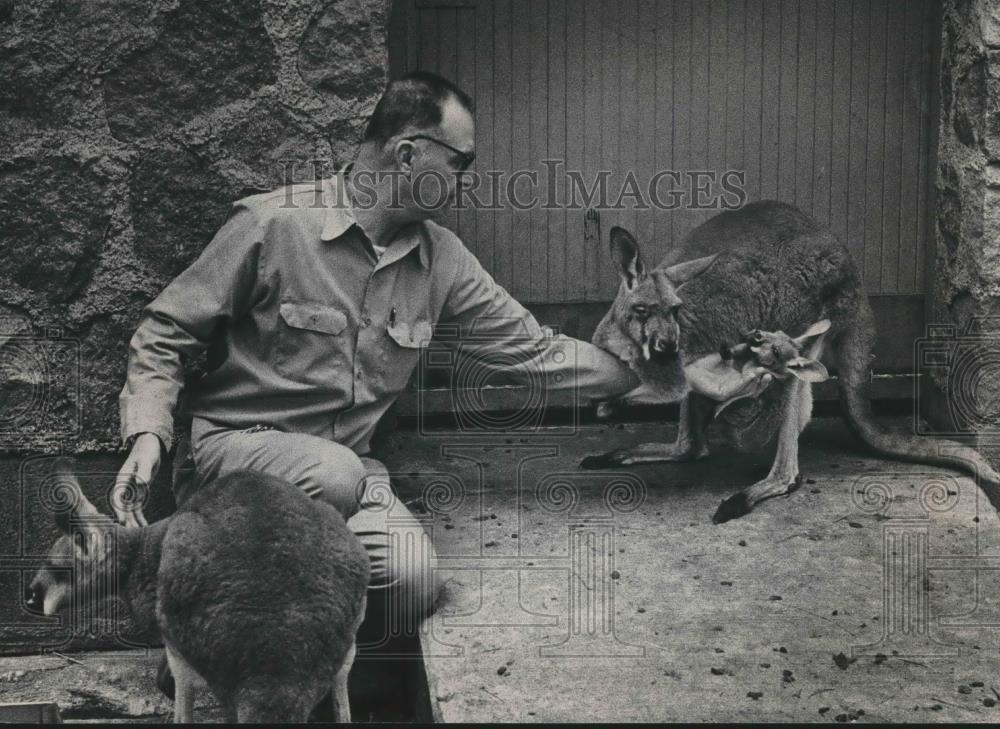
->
[[50, 462, 101, 536], [793, 319, 831, 349], [609, 226, 645, 289], [785, 356, 830, 383], [664, 253, 719, 285]]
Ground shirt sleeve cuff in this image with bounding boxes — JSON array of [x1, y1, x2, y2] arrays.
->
[[119, 395, 175, 452]]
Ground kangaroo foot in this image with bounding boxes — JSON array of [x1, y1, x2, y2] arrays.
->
[[580, 449, 633, 469], [712, 492, 750, 523], [580, 443, 707, 469], [712, 474, 802, 524]]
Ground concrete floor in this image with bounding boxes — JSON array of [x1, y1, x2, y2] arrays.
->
[[383, 416, 1000, 723], [3, 416, 1000, 722]]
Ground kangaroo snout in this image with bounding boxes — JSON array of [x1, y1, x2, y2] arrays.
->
[[650, 335, 678, 359], [24, 584, 44, 614]]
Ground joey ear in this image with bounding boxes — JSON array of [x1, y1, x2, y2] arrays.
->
[[609, 226, 645, 289], [664, 253, 719, 285], [786, 356, 830, 383], [793, 319, 831, 349]]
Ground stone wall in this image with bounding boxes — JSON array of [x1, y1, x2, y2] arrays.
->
[[0, 0, 389, 454], [925, 0, 1000, 457]]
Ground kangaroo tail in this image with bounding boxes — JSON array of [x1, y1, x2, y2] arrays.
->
[[836, 296, 1000, 486]]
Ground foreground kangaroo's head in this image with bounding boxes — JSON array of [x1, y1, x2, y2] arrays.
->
[[603, 225, 718, 365], [26, 468, 122, 617]]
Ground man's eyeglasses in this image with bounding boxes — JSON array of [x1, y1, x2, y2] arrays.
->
[[403, 134, 476, 171]]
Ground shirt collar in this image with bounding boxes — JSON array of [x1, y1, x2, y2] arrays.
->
[[319, 169, 357, 242], [320, 169, 430, 269]]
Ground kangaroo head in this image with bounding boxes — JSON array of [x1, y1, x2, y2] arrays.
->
[[26, 467, 122, 617], [606, 226, 718, 365], [724, 319, 831, 382]]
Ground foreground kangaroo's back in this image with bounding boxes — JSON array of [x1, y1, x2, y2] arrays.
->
[[157, 470, 370, 721]]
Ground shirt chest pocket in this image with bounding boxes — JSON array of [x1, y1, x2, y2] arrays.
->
[[382, 316, 435, 393], [386, 319, 434, 349], [275, 300, 351, 387]]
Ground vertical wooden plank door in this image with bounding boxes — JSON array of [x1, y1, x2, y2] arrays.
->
[[389, 0, 942, 372]]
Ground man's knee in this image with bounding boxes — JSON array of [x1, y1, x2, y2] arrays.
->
[[296, 445, 369, 518], [359, 535, 440, 646], [350, 501, 442, 630], [391, 532, 441, 618]]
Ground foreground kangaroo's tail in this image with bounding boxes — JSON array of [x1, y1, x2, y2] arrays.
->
[[836, 297, 1000, 486]]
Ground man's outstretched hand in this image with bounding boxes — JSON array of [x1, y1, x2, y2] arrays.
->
[[683, 353, 775, 403], [113, 432, 161, 527], [591, 353, 775, 419]]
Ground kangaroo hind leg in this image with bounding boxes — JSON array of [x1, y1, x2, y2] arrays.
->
[[580, 394, 713, 469], [712, 334, 826, 523]]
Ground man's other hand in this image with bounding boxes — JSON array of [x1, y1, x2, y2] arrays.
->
[[114, 432, 161, 527]]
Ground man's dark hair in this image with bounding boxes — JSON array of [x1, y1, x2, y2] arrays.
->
[[364, 71, 474, 145]]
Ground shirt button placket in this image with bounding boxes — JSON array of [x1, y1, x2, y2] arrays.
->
[[355, 271, 378, 389]]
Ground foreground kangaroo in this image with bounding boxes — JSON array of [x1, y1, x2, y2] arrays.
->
[[27, 466, 370, 723], [581, 200, 1000, 523]]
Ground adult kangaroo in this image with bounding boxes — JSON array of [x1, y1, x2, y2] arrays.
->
[[580, 200, 1000, 523]]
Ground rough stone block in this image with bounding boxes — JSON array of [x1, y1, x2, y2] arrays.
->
[[298, 0, 389, 102], [104, 0, 279, 142], [982, 0, 1000, 48], [0, 39, 90, 135], [986, 51, 1000, 160], [0, 155, 117, 297], [129, 146, 239, 281], [0, 0, 388, 451]]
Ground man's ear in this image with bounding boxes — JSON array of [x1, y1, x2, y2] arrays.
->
[[663, 253, 719, 285], [609, 226, 644, 289], [793, 319, 831, 350], [785, 356, 830, 383], [393, 138, 416, 175]]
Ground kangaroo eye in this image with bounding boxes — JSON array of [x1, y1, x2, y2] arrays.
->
[[631, 304, 650, 318]]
